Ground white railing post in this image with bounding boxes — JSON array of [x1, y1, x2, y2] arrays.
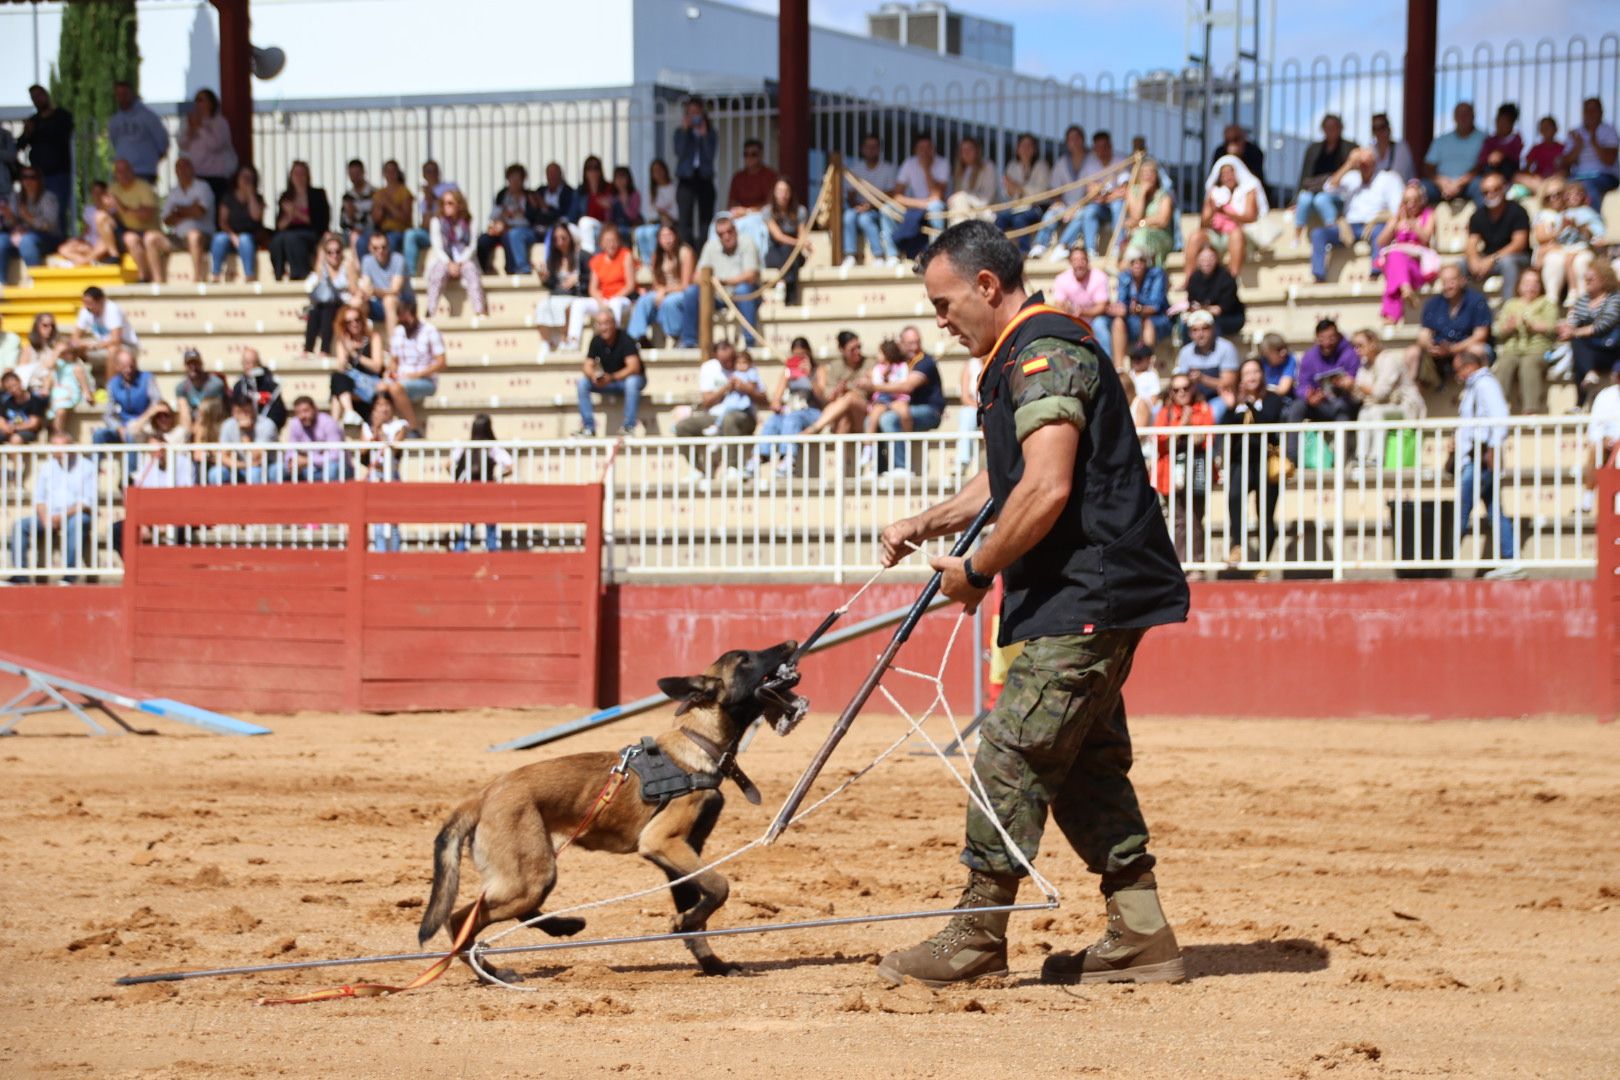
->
[[1331, 425, 1347, 581], [833, 438, 846, 586]]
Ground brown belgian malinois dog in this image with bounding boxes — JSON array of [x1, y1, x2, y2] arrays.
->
[[418, 641, 807, 977]]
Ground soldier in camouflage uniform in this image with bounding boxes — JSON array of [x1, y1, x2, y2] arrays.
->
[[876, 220, 1190, 988]]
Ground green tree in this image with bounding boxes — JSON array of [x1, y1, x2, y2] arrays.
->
[[50, 0, 141, 207]]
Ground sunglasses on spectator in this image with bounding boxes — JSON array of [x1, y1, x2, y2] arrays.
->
[[1171, 384, 1192, 394]]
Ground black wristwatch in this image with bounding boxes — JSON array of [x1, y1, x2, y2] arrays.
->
[[962, 557, 994, 590]]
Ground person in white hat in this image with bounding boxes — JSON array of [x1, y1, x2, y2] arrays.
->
[[1173, 308, 1240, 420]]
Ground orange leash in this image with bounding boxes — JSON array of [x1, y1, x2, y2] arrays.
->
[[258, 893, 487, 1006], [556, 767, 629, 856]]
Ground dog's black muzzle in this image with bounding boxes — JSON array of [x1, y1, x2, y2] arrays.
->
[[756, 662, 809, 736]]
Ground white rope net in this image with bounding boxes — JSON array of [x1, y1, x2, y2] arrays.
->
[[469, 552, 1061, 991]]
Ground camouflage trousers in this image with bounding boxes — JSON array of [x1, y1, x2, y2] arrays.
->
[[961, 627, 1156, 893]]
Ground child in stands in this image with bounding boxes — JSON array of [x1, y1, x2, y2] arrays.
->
[[863, 339, 911, 470]]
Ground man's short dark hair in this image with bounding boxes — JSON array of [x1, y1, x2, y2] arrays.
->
[[1497, 102, 1519, 122], [743, 138, 763, 152], [1315, 318, 1338, 334], [506, 163, 527, 179], [293, 395, 316, 410], [398, 295, 417, 315], [836, 330, 858, 350], [347, 158, 364, 170], [1092, 130, 1112, 144], [1129, 343, 1155, 361], [83, 286, 105, 302], [230, 391, 256, 411], [918, 220, 1024, 291], [912, 131, 934, 150]]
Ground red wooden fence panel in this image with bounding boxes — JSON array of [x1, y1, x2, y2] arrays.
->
[[122, 483, 602, 713], [1598, 472, 1620, 722]]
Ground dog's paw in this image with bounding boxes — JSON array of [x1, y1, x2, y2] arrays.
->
[[535, 916, 587, 938], [700, 960, 746, 978], [475, 965, 525, 986]]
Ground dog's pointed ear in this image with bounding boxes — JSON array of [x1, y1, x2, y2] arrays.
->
[[658, 675, 724, 716]]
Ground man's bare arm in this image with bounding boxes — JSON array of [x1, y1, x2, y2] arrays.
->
[[880, 470, 992, 567]]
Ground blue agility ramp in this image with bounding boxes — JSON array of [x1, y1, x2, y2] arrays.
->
[[0, 653, 271, 738]]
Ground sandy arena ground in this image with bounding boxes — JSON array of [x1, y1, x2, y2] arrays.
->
[[1, 705, 1617, 1078]]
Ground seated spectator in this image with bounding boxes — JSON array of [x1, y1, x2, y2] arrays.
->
[[1453, 347, 1519, 577], [956, 353, 983, 471], [173, 347, 225, 432], [0, 166, 63, 273], [1558, 261, 1620, 405], [571, 156, 613, 253], [51, 179, 117, 268], [17, 85, 73, 235], [1367, 112, 1416, 182], [532, 162, 575, 234], [339, 158, 375, 250], [1110, 248, 1170, 367], [1051, 245, 1113, 360], [177, 88, 236, 200], [1116, 163, 1176, 265], [155, 157, 215, 284], [9, 432, 96, 583], [406, 159, 458, 273], [606, 166, 642, 234], [92, 346, 160, 445], [1074, 131, 1132, 259], [109, 157, 162, 283], [1350, 327, 1425, 424], [451, 413, 515, 551], [681, 213, 762, 347], [209, 163, 265, 283], [0, 369, 47, 444], [868, 325, 945, 478], [269, 160, 330, 281], [945, 135, 1000, 225], [356, 230, 412, 343], [477, 164, 540, 275], [1029, 125, 1088, 258], [1493, 268, 1559, 414], [17, 313, 86, 436], [627, 223, 696, 348], [1291, 114, 1355, 246], [214, 392, 281, 484], [842, 132, 900, 266], [1375, 180, 1439, 323], [386, 296, 446, 433], [1184, 246, 1246, 340], [1175, 310, 1239, 421], [1184, 154, 1267, 284], [574, 308, 646, 438], [752, 336, 823, 478], [1465, 173, 1531, 298], [1559, 97, 1620, 208], [1471, 103, 1524, 202], [1421, 102, 1485, 205], [357, 394, 409, 489], [674, 97, 718, 246], [634, 158, 678, 264], [764, 178, 811, 306], [723, 140, 778, 258], [1536, 182, 1605, 306], [425, 189, 487, 318], [329, 305, 386, 427], [1297, 318, 1363, 423], [1214, 122, 1269, 191], [72, 285, 139, 383], [304, 235, 355, 356], [862, 339, 910, 472], [994, 133, 1049, 253], [370, 159, 415, 262], [891, 133, 949, 257], [1256, 333, 1298, 399], [1410, 264, 1494, 389], [232, 346, 286, 431], [1520, 115, 1566, 193], [1124, 342, 1161, 456], [534, 222, 590, 358], [1152, 374, 1215, 568], [185, 397, 225, 482], [674, 341, 767, 480], [1223, 357, 1288, 565], [283, 395, 348, 482], [1309, 148, 1402, 283], [804, 331, 870, 435], [567, 222, 637, 347]]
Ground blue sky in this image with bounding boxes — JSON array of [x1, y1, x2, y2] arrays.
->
[[740, 0, 1598, 77]]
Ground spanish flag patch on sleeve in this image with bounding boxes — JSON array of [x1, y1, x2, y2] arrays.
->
[[1021, 356, 1050, 376]]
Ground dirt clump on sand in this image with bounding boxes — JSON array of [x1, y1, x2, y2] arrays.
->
[[1, 709, 1616, 1077]]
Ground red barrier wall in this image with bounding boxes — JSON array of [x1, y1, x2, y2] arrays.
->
[[0, 588, 128, 699]]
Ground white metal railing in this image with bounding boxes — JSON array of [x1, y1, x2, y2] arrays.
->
[[0, 417, 1600, 584]]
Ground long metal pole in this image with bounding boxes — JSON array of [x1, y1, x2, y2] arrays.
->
[[117, 898, 1057, 987], [766, 498, 996, 843]]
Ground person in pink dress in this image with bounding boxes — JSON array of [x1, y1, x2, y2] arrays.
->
[[1374, 180, 1439, 324]]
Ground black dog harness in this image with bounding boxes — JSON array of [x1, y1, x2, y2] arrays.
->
[[621, 730, 761, 810]]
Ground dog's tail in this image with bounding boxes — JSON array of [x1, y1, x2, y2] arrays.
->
[[418, 799, 480, 944]]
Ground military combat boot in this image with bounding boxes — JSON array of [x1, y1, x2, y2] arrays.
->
[[876, 871, 1019, 988], [1041, 877, 1186, 985]]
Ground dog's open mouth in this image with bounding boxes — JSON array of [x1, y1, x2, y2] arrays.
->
[[757, 662, 809, 736]]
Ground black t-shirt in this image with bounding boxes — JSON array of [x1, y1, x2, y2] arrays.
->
[[588, 331, 640, 377], [907, 354, 947, 412], [1469, 201, 1529, 257], [1, 391, 47, 426], [1187, 267, 1245, 318]]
